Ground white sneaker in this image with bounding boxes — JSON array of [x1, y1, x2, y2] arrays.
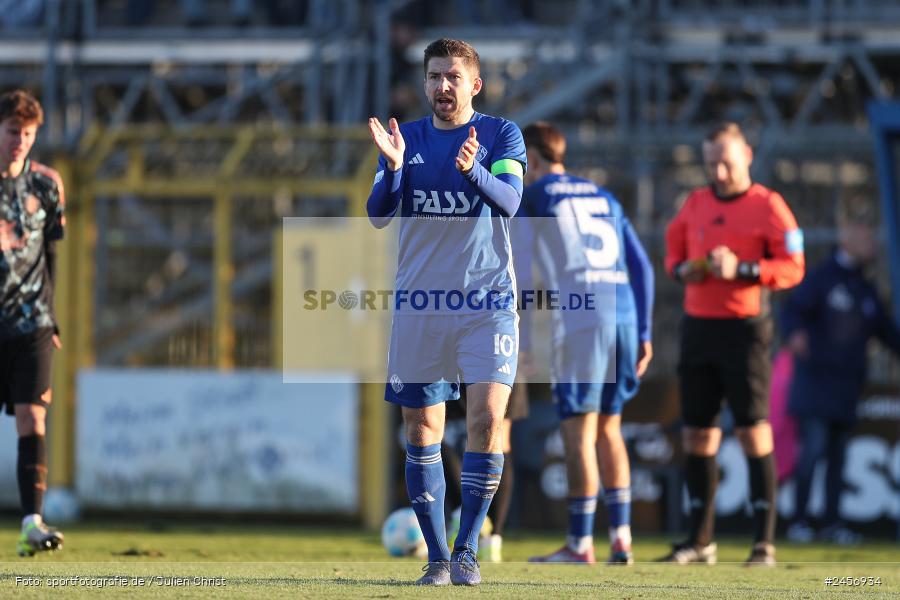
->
[[477, 534, 503, 563], [658, 541, 717, 564], [18, 517, 64, 557]]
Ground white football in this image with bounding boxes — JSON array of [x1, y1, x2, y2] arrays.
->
[[381, 507, 427, 558]]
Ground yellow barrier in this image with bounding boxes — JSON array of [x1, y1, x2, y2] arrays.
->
[[46, 126, 390, 528], [276, 218, 393, 529]]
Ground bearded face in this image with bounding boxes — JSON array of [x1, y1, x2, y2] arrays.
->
[[424, 56, 481, 126]]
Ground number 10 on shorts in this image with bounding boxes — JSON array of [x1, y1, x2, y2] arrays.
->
[[493, 334, 516, 357]]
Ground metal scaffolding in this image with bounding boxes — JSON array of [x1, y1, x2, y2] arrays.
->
[[5, 0, 897, 376]]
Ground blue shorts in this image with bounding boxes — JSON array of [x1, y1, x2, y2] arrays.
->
[[553, 323, 640, 419], [384, 311, 519, 408]]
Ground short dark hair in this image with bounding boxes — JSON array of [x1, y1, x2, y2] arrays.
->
[[523, 122, 566, 164], [704, 121, 747, 143], [0, 89, 43, 126], [423, 38, 480, 76]]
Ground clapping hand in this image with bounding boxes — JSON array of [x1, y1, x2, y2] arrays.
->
[[368, 117, 405, 172], [456, 126, 479, 173]]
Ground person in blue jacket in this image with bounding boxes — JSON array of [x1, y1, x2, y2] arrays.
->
[[781, 197, 900, 544]]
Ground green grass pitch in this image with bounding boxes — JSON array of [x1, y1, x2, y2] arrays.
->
[[0, 520, 896, 598]]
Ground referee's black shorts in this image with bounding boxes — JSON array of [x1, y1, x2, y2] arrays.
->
[[677, 315, 773, 428], [0, 327, 55, 416]]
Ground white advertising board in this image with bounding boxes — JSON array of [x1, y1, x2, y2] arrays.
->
[[0, 416, 17, 507], [77, 370, 358, 513]]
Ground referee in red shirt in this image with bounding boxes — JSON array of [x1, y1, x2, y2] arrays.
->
[[662, 123, 804, 566]]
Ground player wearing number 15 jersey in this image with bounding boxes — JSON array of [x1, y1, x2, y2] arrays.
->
[[514, 123, 654, 566], [366, 39, 526, 586]]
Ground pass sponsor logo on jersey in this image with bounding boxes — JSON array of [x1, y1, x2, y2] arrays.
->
[[412, 189, 478, 215]]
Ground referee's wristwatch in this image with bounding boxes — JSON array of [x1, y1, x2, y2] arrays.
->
[[737, 261, 760, 281]]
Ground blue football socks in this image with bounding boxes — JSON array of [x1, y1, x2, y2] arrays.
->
[[454, 452, 504, 553], [604, 487, 632, 545], [406, 443, 450, 562], [566, 495, 597, 552]]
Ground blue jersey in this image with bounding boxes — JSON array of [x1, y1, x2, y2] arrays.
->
[[514, 173, 654, 348], [369, 113, 526, 313]]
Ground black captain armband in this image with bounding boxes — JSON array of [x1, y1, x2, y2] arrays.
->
[[737, 261, 760, 281]]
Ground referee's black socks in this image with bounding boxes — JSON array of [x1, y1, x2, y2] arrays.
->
[[17, 434, 48, 517], [685, 454, 718, 547], [748, 453, 777, 545]]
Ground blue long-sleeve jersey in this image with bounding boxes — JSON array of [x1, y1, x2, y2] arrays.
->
[[513, 173, 654, 350], [365, 113, 527, 312]]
